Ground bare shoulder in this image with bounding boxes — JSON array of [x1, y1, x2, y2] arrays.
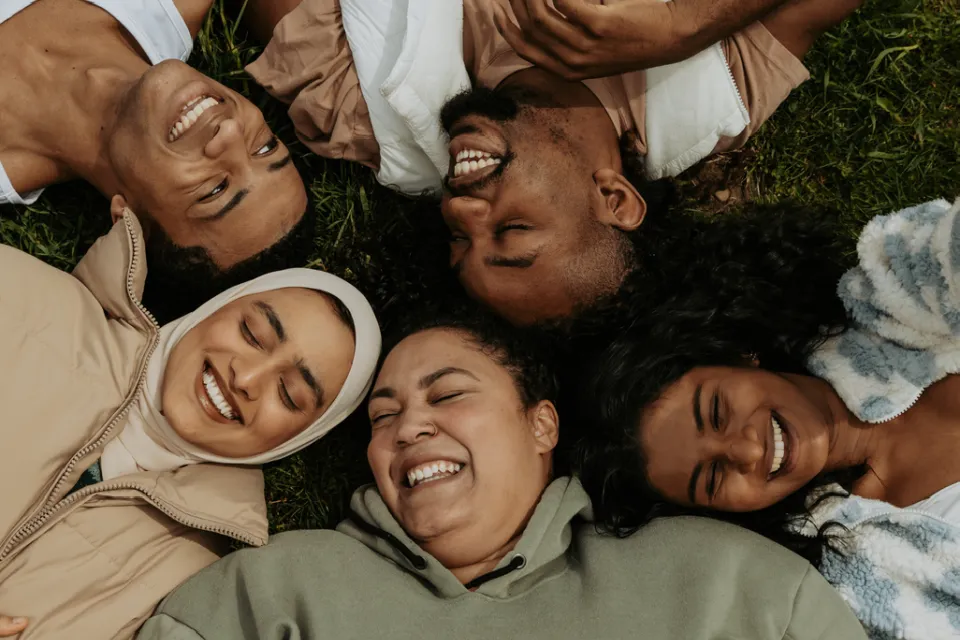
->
[[171, 0, 215, 39]]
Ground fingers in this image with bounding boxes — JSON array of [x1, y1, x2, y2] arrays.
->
[[0, 616, 27, 637], [519, 0, 590, 47], [494, 4, 579, 78], [552, 0, 610, 37]]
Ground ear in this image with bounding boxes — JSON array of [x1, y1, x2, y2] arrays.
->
[[530, 400, 560, 454], [110, 194, 131, 225], [593, 168, 647, 231]]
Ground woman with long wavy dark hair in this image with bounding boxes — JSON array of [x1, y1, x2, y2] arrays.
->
[[576, 195, 960, 639]]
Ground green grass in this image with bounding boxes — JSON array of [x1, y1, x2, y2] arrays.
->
[[1, 0, 957, 533]]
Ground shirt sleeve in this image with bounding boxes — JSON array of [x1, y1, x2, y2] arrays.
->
[[136, 614, 206, 640], [784, 566, 866, 640]]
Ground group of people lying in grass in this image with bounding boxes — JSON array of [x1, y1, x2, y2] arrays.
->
[[1, 0, 955, 639]]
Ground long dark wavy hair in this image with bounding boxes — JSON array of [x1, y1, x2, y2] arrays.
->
[[572, 199, 867, 567]]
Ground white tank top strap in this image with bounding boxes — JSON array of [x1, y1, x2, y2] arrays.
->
[[0, 0, 193, 205], [85, 0, 193, 64]]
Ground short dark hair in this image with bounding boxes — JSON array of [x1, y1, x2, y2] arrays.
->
[[142, 190, 319, 324], [384, 305, 559, 409]]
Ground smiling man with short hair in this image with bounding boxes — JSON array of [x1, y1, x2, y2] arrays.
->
[[247, 0, 862, 325], [0, 0, 314, 319]]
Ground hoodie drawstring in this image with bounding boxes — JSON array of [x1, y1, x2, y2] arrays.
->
[[464, 554, 527, 590], [347, 509, 428, 570]]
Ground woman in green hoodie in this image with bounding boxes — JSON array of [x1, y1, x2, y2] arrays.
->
[[136, 312, 865, 640]]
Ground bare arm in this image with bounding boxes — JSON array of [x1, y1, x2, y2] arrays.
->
[[497, 0, 792, 80], [224, 0, 304, 44]]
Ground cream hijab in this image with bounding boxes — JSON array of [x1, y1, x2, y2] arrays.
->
[[99, 269, 381, 480]]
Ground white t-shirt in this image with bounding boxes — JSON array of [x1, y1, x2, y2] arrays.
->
[[0, 0, 193, 206]]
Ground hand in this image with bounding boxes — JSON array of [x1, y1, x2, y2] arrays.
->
[[495, 0, 691, 80], [0, 616, 27, 637]]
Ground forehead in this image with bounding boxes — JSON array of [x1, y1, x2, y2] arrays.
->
[[376, 328, 507, 389]]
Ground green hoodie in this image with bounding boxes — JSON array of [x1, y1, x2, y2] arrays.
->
[[138, 478, 864, 639]]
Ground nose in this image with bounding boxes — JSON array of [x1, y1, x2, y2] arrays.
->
[[721, 426, 765, 473], [230, 354, 275, 402], [394, 411, 438, 447], [203, 117, 247, 165], [443, 196, 492, 237]]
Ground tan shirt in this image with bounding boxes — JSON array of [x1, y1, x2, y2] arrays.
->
[[248, 0, 808, 170]]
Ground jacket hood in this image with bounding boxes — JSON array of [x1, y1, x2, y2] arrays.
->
[[337, 477, 592, 599]]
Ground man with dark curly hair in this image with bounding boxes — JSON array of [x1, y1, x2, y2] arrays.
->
[[245, 0, 862, 325]]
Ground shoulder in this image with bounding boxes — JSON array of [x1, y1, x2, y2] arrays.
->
[[579, 515, 810, 579]]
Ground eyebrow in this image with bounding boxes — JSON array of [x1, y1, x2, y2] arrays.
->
[[485, 252, 539, 268], [269, 154, 292, 172], [688, 383, 705, 504], [452, 251, 539, 274], [297, 358, 325, 410], [369, 367, 480, 400], [255, 301, 285, 342], [211, 188, 250, 221]]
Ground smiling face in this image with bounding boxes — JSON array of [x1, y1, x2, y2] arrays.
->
[[639, 366, 834, 513], [161, 287, 356, 459], [367, 328, 557, 575], [439, 87, 644, 325], [106, 60, 308, 269]]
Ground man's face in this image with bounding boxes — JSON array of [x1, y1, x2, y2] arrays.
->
[[439, 88, 627, 325], [107, 60, 308, 269]]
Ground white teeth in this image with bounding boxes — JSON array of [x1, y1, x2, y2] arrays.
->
[[452, 154, 501, 180], [406, 461, 463, 488], [202, 369, 236, 421], [770, 417, 786, 475], [169, 96, 220, 142]]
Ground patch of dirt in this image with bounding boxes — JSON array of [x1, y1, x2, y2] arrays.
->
[[673, 148, 758, 216]]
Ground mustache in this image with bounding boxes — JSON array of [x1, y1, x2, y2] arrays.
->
[[440, 86, 522, 132]]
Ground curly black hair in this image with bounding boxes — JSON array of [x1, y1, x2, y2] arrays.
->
[[572, 199, 865, 567], [141, 186, 320, 325], [383, 302, 560, 410]]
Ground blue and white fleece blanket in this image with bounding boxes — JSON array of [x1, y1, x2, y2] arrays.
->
[[802, 196, 960, 639]]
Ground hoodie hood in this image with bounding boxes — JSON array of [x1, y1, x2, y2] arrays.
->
[[337, 477, 592, 599]]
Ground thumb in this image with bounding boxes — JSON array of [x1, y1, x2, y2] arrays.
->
[[0, 616, 28, 637]]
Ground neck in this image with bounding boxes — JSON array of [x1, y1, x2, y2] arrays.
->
[[448, 534, 522, 586], [2, 0, 150, 195], [785, 373, 885, 473]]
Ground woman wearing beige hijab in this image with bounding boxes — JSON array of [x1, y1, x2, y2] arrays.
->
[[0, 210, 380, 639]]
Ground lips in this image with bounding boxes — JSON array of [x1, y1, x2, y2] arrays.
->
[[446, 128, 508, 190], [196, 360, 243, 425], [767, 413, 796, 479], [169, 95, 222, 142], [396, 454, 468, 490]]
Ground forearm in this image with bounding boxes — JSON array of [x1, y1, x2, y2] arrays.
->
[[667, 0, 791, 57], [230, 0, 304, 44]]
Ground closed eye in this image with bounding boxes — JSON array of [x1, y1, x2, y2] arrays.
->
[[711, 391, 720, 431], [200, 178, 228, 202], [279, 381, 301, 412], [707, 461, 720, 499], [371, 412, 397, 425], [240, 320, 262, 349], [433, 392, 463, 403], [254, 135, 279, 157], [495, 223, 531, 237]]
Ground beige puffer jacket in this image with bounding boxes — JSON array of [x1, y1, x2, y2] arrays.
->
[[0, 213, 269, 639]]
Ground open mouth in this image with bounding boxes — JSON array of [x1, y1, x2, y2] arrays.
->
[[768, 414, 792, 478], [200, 361, 242, 423], [402, 460, 465, 489], [168, 94, 223, 143]]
